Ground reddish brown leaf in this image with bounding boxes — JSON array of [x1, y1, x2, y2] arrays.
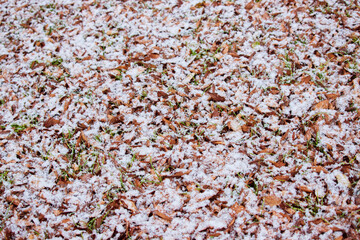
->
[[245, 1, 254, 10], [95, 217, 103, 229], [274, 175, 290, 181], [208, 93, 225, 102], [108, 114, 124, 124], [44, 117, 61, 128], [313, 99, 329, 110], [0, 55, 7, 61], [298, 185, 312, 193], [63, 99, 71, 112], [311, 166, 328, 173], [153, 210, 172, 222], [157, 91, 168, 98], [6, 196, 20, 206]]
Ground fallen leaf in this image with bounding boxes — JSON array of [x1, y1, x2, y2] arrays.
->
[[53, 210, 62, 216], [153, 210, 172, 222], [44, 117, 61, 128], [95, 217, 103, 229], [63, 99, 71, 112], [336, 173, 351, 188], [6, 196, 20, 206], [208, 93, 225, 102], [228, 119, 245, 131], [313, 99, 329, 110], [183, 73, 195, 84], [231, 202, 244, 214], [274, 175, 290, 181], [311, 166, 328, 173], [298, 185, 312, 193], [108, 114, 124, 124], [157, 91, 168, 98], [263, 195, 282, 207], [123, 199, 137, 213], [245, 1, 254, 10]]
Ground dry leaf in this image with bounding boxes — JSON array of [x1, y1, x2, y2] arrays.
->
[[313, 99, 329, 110], [230, 202, 244, 214], [311, 166, 328, 173], [153, 210, 172, 222], [336, 173, 351, 188], [108, 114, 124, 124], [263, 195, 282, 207], [208, 92, 225, 102], [183, 73, 195, 84], [228, 119, 245, 131], [274, 175, 290, 181], [157, 91, 168, 98], [245, 1, 254, 10], [53, 210, 62, 216], [298, 185, 312, 193], [6, 196, 20, 206], [123, 199, 137, 213], [44, 117, 61, 128], [63, 99, 71, 112]]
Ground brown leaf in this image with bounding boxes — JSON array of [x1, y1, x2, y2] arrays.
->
[[230, 202, 244, 214], [325, 93, 339, 99], [6, 196, 20, 206], [44, 117, 61, 128], [95, 217, 103, 229], [269, 160, 286, 168], [301, 75, 311, 84], [258, 148, 274, 154], [153, 210, 172, 222], [63, 99, 71, 112], [0, 54, 7, 61], [263, 195, 282, 207], [122, 199, 137, 213], [164, 170, 191, 178], [274, 175, 290, 181], [208, 93, 225, 102], [163, 118, 176, 132], [245, 1, 254, 10], [311, 166, 328, 173], [355, 195, 360, 205], [108, 114, 124, 124], [76, 131, 90, 148], [313, 99, 329, 110], [157, 91, 168, 98], [241, 125, 251, 132], [298, 185, 312, 193]]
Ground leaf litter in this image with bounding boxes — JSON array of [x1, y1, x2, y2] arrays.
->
[[0, 0, 360, 239]]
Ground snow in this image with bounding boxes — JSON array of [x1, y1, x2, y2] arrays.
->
[[0, 0, 359, 239]]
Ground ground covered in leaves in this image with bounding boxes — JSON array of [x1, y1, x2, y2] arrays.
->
[[1, 0, 360, 239]]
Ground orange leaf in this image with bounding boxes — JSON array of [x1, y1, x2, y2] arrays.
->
[[298, 185, 312, 193], [311, 166, 328, 173], [153, 210, 172, 222], [274, 175, 290, 181], [231, 202, 244, 214], [313, 100, 329, 110], [263, 195, 282, 207]]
